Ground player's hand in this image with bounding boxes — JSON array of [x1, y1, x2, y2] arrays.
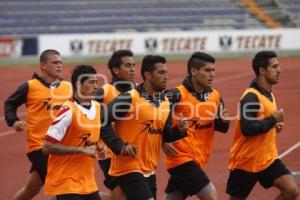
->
[[97, 144, 108, 160], [176, 114, 188, 132], [111, 122, 116, 132], [13, 120, 27, 132], [79, 145, 97, 158], [120, 143, 137, 157], [276, 122, 284, 134], [272, 109, 284, 122], [221, 108, 230, 123], [162, 142, 177, 157]]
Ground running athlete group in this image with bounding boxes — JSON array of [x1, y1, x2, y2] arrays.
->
[[4, 49, 299, 200]]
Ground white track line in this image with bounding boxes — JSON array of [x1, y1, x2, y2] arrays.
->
[[0, 112, 26, 138], [170, 70, 300, 160], [279, 141, 300, 159], [0, 129, 17, 138]]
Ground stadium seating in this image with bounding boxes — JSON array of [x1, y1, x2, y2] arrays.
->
[[0, 0, 266, 35], [277, 0, 300, 26]]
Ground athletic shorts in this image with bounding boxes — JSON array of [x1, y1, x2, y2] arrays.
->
[[98, 158, 119, 190], [226, 159, 291, 198], [56, 191, 101, 200], [118, 172, 156, 200], [165, 161, 210, 197], [26, 149, 48, 183]]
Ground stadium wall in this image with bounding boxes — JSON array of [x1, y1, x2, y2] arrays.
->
[[1, 28, 300, 60]]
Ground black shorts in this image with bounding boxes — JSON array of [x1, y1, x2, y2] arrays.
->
[[165, 161, 210, 197], [98, 158, 119, 190], [118, 172, 156, 200], [226, 159, 291, 198], [26, 149, 48, 183], [56, 191, 101, 200]]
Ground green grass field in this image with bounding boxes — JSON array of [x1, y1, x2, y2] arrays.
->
[[1, 50, 299, 67]]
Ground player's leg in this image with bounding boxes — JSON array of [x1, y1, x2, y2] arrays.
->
[[118, 172, 154, 200], [195, 182, 217, 200], [98, 158, 125, 200], [14, 150, 48, 200], [164, 161, 215, 200], [226, 169, 257, 200], [13, 170, 43, 200], [259, 159, 299, 200]]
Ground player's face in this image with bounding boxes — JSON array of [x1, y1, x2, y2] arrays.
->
[[42, 54, 63, 80], [149, 63, 168, 92], [193, 62, 215, 88], [79, 75, 99, 100], [114, 56, 135, 82], [264, 57, 281, 85]]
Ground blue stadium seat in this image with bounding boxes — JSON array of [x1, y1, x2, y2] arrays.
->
[[0, 0, 255, 35]]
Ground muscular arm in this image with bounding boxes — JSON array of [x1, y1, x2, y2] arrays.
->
[[162, 112, 187, 143], [42, 106, 96, 157], [4, 82, 28, 126], [43, 140, 96, 157], [240, 92, 277, 136], [100, 92, 132, 155], [214, 98, 230, 133]]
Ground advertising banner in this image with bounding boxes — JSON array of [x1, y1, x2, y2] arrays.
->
[[38, 29, 300, 57]]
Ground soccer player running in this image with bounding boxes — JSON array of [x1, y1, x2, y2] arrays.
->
[[96, 49, 136, 200], [163, 52, 230, 200], [4, 49, 72, 200], [43, 65, 106, 200], [226, 51, 299, 200], [101, 55, 188, 200]]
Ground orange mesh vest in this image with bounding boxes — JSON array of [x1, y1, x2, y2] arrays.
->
[[109, 89, 170, 176], [45, 100, 101, 195], [99, 83, 121, 159], [165, 85, 220, 169], [102, 84, 121, 104], [26, 80, 72, 152], [228, 88, 277, 172]]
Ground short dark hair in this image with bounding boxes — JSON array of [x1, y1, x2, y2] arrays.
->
[[107, 50, 134, 76], [40, 49, 60, 63], [252, 51, 277, 77], [187, 52, 215, 75], [71, 65, 97, 90], [140, 55, 166, 79]]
